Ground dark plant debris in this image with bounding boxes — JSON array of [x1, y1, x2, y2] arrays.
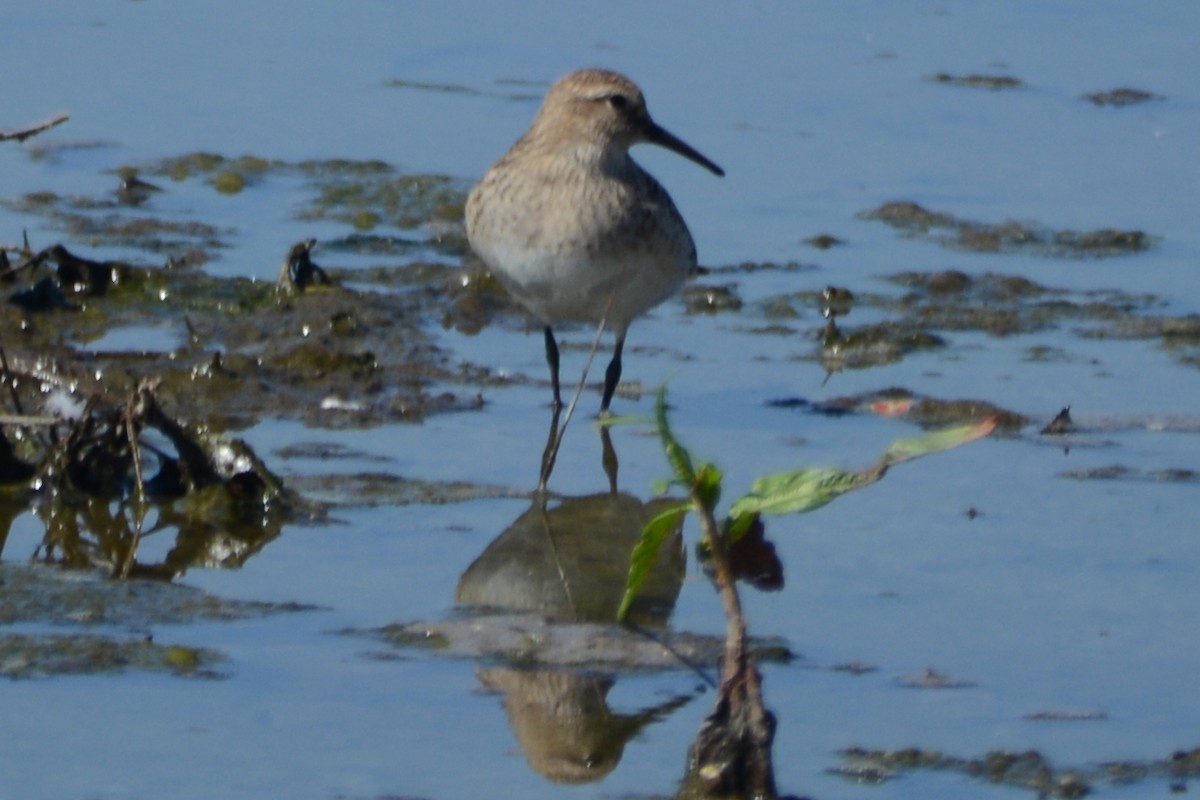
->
[[1, 237, 492, 429], [698, 513, 784, 592], [837, 745, 1200, 797], [5, 152, 472, 265], [1024, 709, 1108, 722], [1083, 87, 1163, 107], [277, 237, 331, 294], [700, 260, 814, 277], [0, 561, 314, 679], [804, 234, 844, 250], [929, 73, 1024, 90], [0, 112, 70, 143], [1041, 406, 1075, 435], [0, 375, 309, 579], [747, 264, 1180, 374], [3, 192, 227, 263], [0, 226, 521, 575], [681, 283, 744, 314], [768, 388, 1029, 432], [862, 201, 1152, 258], [1058, 465, 1199, 483], [897, 667, 976, 689]]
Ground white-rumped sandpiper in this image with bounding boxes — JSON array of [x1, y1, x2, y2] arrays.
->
[[466, 68, 723, 413]]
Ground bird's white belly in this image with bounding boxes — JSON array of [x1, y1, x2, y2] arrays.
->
[[482, 239, 692, 331]]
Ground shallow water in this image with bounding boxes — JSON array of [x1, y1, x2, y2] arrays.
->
[[3, 2, 1200, 799]]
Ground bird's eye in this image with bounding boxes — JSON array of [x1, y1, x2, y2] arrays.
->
[[606, 94, 629, 111]]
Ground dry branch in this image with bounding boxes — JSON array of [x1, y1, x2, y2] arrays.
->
[[1, 112, 70, 143]]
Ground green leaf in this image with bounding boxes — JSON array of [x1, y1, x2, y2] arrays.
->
[[881, 417, 998, 466], [729, 418, 996, 520], [655, 386, 695, 485], [730, 465, 884, 518], [693, 462, 723, 511], [617, 504, 689, 622]]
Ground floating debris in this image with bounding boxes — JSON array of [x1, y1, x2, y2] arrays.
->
[[1041, 406, 1076, 435], [838, 745, 1200, 797], [277, 238, 331, 294], [804, 233, 844, 250], [1025, 709, 1108, 722], [929, 72, 1024, 90], [897, 667, 976, 689], [862, 201, 1153, 258], [681, 283, 744, 314], [1059, 465, 1200, 483], [1083, 87, 1163, 107]]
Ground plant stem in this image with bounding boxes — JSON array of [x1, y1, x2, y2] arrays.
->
[[691, 486, 747, 684], [683, 480, 778, 798]]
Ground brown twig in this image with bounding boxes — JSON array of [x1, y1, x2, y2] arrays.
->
[[0, 112, 70, 143], [689, 481, 748, 688], [117, 385, 149, 579]]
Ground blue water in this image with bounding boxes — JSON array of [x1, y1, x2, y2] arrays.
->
[[3, 2, 1199, 798]]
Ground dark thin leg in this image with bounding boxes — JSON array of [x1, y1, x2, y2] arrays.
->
[[600, 424, 618, 494], [600, 335, 625, 414], [543, 326, 562, 410], [537, 400, 563, 497]]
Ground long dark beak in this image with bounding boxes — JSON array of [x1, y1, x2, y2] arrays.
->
[[645, 120, 725, 177]]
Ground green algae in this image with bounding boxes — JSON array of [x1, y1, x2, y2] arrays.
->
[[0, 563, 313, 627], [861, 200, 1153, 258], [3, 152, 471, 265], [739, 263, 1189, 374], [211, 171, 246, 194], [0, 562, 316, 679], [681, 283, 744, 314], [0, 632, 225, 680], [134, 151, 469, 244], [298, 171, 467, 231], [0, 241, 480, 428]]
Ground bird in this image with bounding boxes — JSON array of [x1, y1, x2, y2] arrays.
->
[[465, 68, 723, 413]]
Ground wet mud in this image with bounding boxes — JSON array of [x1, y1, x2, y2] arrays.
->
[[836, 744, 1200, 797]]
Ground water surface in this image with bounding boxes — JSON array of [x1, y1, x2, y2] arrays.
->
[[2, 2, 1199, 798]]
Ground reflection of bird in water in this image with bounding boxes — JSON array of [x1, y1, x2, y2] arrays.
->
[[476, 667, 693, 784], [456, 491, 684, 624], [457, 447, 695, 783]]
